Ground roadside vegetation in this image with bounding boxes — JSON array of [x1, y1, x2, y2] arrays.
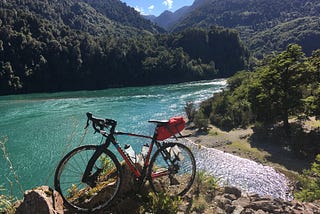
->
[[189, 43, 320, 202]]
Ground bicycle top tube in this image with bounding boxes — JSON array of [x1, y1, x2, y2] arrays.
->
[[115, 131, 153, 139]]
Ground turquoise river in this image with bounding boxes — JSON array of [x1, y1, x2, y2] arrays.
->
[[0, 79, 291, 200]]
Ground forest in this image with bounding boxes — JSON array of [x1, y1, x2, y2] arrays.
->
[[193, 44, 320, 155], [189, 44, 320, 202], [170, 0, 320, 58], [0, 0, 248, 95]]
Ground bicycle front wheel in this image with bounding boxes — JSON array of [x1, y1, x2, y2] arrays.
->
[[148, 142, 196, 197], [54, 145, 122, 212]]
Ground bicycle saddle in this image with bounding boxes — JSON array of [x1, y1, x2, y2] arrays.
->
[[148, 119, 169, 125]]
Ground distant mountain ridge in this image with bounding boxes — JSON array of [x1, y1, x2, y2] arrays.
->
[[149, 0, 320, 57], [171, 0, 320, 32], [146, 6, 190, 30], [145, 0, 208, 30], [83, 0, 164, 33]]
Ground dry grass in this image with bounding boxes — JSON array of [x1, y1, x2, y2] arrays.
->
[[185, 118, 320, 186], [228, 141, 269, 163]]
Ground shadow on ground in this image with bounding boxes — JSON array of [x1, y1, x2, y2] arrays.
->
[[249, 122, 320, 173]]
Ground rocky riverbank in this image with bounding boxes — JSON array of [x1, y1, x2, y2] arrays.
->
[[10, 157, 320, 213], [14, 184, 320, 214], [12, 157, 320, 214], [9, 119, 320, 213], [183, 118, 320, 179]]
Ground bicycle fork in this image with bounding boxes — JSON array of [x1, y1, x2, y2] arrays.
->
[[81, 146, 105, 188]]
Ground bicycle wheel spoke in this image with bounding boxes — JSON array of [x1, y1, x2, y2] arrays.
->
[[65, 160, 83, 175], [54, 145, 122, 212], [79, 150, 89, 166], [73, 154, 86, 173], [149, 143, 196, 197], [64, 165, 83, 175]]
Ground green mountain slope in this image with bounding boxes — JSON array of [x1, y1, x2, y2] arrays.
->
[[0, 0, 249, 95], [83, 0, 164, 34], [170, 0, 320, 57], [249, 16, 320, 58], [0, 0, 156, 37]]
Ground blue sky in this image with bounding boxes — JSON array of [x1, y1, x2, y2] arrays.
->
[[121, 0, 194, 16]]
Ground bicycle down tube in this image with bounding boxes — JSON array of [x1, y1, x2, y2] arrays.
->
[[111, 131, 161, 180]]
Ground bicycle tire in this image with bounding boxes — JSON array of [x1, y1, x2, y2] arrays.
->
[[148, 142, 196, 197], [54, 145, 122, 212]]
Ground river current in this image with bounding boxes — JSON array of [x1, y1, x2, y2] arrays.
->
[[0, 79, 291, 199]]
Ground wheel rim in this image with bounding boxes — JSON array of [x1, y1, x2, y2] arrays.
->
[[149, 143, 196, 196], [55, 146, 121, 212]]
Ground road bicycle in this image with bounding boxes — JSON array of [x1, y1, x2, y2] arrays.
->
[[54, 112, 196, 212]]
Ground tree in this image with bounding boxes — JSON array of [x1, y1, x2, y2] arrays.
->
[[248, 44, 310, 136], [303, 50, 320, 119], [0, 62, 22, 92], [295, 154, 320, 202]]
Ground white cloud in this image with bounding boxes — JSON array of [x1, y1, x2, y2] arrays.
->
[[134, 6, 146, 15], [148, 5, 155, 10], [162, 0, 173, 9]]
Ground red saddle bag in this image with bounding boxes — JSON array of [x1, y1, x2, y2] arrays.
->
[[156, 117, 186, 141]]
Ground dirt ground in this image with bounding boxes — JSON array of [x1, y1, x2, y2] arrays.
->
[[183, 119, 320, 181]]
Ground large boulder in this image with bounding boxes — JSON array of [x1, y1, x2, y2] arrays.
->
[[211, 187, 320, 214], [15, 186, 63, 214]]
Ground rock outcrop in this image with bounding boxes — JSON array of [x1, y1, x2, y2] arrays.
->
[[15, 186, 63, 214], [188, 186, 320, 214], [14, 185, 320, 214], [12, 165, 320, 214]]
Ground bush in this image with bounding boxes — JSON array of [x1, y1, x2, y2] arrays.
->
[[194, 110, 209, 130], [191, 171, 219, 212], [194, 171, 219, 197], [139, 192, 181, 214], [185, 101, 196, 121], [0, 186, 15, 214], [295, 154, 320, 202]]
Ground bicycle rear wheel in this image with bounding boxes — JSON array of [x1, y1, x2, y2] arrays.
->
[[54, 145, 122, 212], [148, 142, 196, 197]]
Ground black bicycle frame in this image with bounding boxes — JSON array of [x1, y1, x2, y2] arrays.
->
[[81, 130, 161, 187], [113, 131, 156, 180]]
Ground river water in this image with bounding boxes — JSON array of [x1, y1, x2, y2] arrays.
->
[[0, 79, 291, 199]]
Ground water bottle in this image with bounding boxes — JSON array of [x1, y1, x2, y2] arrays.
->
[[141, 143, 149, 158], [124, 144, 136, 163]]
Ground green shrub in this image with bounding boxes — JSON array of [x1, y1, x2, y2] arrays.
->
[[191, 196, 206, 213], [194, 171, 219, 197], [185, 101, 196, 121], [0, 186, 15, 214], [139, 192, 181, 214], [194, 110, 209, 130], [295, 154, 320, 202]]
